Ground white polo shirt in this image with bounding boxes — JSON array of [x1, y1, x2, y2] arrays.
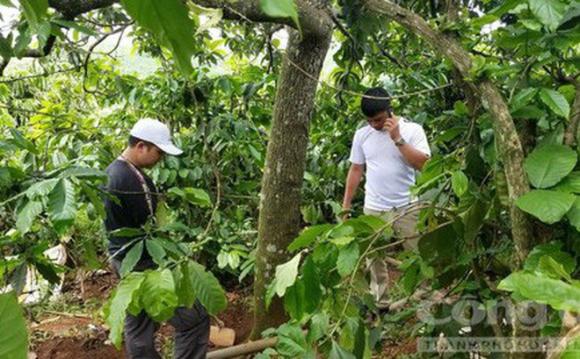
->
[[349, 118, 431, 210]]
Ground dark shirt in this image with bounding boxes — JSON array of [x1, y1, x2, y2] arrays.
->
[[104, 159, 158, 269]]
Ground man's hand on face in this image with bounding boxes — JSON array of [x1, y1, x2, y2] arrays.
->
[[383, 115, 401, 141]]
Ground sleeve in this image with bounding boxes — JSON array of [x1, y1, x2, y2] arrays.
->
[[410, 125, 431, 156], [349, 131, 366, 164]]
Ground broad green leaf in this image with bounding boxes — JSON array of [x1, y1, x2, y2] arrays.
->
[[288, 224, 333, 251], [0, 292, 28, 359], [537, 256, 572, 282], [302, 257, 321, 313], [498, 272, 580, 312], [463, 199, 489, 243], [528, 0, 566, 31], [140, 269, 178, 321], [106, 273, 145, 348], [418, 223, 458, 266], [175, 262, 196, 308], [516, 190, 575, 224], [187, 261, 227, 315], [524, 242, 576, 274], [110, 227, 145, 238], [451, 170, 469, 197], [25, 178, 58, 198], [539, 88, 570, 118], [337, 242, 359, 277], [274, 252, 302, 297], [119, 240, 144, 277], [510, 88, 538, 112], [0, 0, 16, 7], [48, 178, 76, 233], [169, 187, 212, 207], [284, 280, 306, 320], [121, 0, 197, 74], [260, 0, 301, 32], [523, 144, 577, 188], [329, 340, 357, 359], [307, 312, 329, 344], [555, 172, 580, 193], [557, 3, 580, 31], [16, 200, 43, 234], [19, 0, 48, 29], [276, 323, 307, 357], [145, 239, 166, 266], [567, 196, 580, 231]]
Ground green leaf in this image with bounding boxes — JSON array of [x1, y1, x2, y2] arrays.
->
[[169, 187, 212, 207], [25, 178, 59, 198], [554, 172, 580, 193], [451, 170, 469, 197], [463, 199, 490, 243], [175, 262, 196, 308], [106, 273, 146, 348], [276, 323, 307, 357], [284, 280, 306, 320], [16, 200, 43, 234], [119, 240, 144, 277], [528, 0, 566, 31], [524, 144, 577, 188], [524, 242, 576, 274], [567, 196, 580, 231], [274, 252, 302, 297], [510, 88, 538, 112], [307, 312, 329, 344], [498, 272, 580, 312], [50, 19, 98, 36], [329, 340, 356, 359], [110, 227, 145, 238], [336, 242, 359, 277], [288, 224, 332, 251], [302, 257, 321, 313], [141, 269, 178, 321], [259, 0, 301, 32], [516, 190, 575, 224], [0, 292, 28, 359], [418, 223, 458, 266], [539, 88, 570, 118], [557, 3, 580, 31], [120, 0, 197, 74], [187, 261, 227, 315], [145, 239, 166, 266], [537, 256, 572, 282], [47, 179, 76, 233], [20, 0, 48, 29]]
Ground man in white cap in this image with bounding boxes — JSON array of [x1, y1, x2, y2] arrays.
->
[[103, 118, 209, 359]]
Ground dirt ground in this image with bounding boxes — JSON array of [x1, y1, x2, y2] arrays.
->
[[29, 268, 415, 358], [29, 270, 254, 359]]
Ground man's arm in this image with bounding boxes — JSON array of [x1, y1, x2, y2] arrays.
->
[[394, 143, 429, 170], [384, 117, 430, 170], [342, 163, 365, 214]]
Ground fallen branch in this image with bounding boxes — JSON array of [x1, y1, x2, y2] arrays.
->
[[207, 337, 277, 359]]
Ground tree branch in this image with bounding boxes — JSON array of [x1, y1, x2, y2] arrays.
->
[[192, 0, 332, 38], [48, 0, 118, 19]]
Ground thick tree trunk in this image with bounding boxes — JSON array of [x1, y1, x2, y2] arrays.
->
[[364, 0, 533, 267], [252, 27, 332, 336]]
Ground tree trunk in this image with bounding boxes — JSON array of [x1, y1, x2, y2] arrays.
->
[[252, 27, 332, 336]]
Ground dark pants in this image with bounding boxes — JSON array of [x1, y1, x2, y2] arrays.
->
[[111, 260, 210, 359]]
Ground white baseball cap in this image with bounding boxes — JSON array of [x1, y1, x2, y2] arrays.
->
[[130, 118, 183, 156]]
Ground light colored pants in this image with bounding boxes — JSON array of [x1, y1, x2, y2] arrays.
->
[[364, 203, 420, 309]]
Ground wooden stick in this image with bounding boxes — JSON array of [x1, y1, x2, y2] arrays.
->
[[207, 337, 277, 359]]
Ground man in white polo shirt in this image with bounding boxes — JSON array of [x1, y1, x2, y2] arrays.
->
[[341, 87, 431, 310]]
